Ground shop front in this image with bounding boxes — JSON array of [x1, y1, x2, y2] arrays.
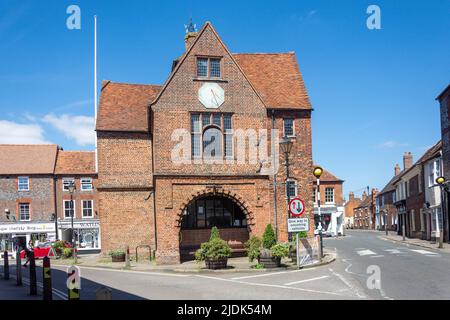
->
[[57, 219, 101, 252], [0, 222, 56, 258]]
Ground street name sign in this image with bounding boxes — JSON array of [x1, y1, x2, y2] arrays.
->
[[288, 218, 309, 233]]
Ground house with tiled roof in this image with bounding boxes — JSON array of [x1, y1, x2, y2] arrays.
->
[[0, 145, 59, 255], [54, 151, 100, 252], [96, 21, 315, 264], [353, 189, 378, 230], [312, 167, 345, 236]]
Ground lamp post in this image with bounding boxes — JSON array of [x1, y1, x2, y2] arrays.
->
[[280, 137, 293, 241], [68, 181, 77, 263], [384, 209, 388, 236], [436, 176, 447, 249], [313, 166, 324, 261]]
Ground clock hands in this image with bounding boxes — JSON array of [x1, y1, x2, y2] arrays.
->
[[211, 89, 220, 107]]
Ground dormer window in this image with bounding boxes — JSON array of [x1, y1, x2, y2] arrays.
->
[[197, 57, 221, 78]]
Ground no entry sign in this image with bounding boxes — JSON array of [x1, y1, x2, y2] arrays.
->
[[289, 197, 305, 217]]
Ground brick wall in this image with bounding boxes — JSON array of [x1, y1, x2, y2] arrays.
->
[[0, 175, 55, 222]]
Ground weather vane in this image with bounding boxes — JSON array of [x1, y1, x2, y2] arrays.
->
[[184, 17, 197, 34]]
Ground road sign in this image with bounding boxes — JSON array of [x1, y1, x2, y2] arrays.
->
[[289, 197, 305, 217], [288, 218, 309, 233]]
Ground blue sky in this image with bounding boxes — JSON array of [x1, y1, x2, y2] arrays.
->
[[0, 0, 449, 197]]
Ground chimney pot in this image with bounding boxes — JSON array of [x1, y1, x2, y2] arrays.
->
[[395, 164, 401, 176]]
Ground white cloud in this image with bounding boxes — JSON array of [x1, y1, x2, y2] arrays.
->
[[43, 113, 95, 146], [377, 141, 409, 149], [0, 120, 50, 144]]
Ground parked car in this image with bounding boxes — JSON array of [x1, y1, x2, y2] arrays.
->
[[20, 242, 55, 259]]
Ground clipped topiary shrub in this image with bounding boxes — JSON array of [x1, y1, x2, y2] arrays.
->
[[262, 224, 276, 249]]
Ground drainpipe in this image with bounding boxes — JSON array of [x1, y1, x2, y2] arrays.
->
[[150, 107, 158, 256], [271, 110, 278, 241], [53, 176, 59, 241]]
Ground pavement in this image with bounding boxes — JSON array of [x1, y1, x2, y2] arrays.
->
[[380, 231, 450, 253], [2, 230, 450, 299]]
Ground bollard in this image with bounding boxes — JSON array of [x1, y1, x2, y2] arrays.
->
[[67, 266, 80, 300], [125, 246, 131, 269], [16, 251, 22, 286], [95, 287, 112, 300], [29, 252, 37, 296], [43, 256, 52, 300], [3, 251, 9, 280]]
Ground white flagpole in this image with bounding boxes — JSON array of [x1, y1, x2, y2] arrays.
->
[[94, 15, 98, 172]]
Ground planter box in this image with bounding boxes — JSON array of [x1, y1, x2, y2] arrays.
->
[[112, 254, 126, 262], [259, 256, 281, 268], [205, 258, 228, 270]]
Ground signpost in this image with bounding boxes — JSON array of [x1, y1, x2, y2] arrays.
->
[[288, 197, 308, 269]]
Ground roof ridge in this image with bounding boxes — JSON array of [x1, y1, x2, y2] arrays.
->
[[104, 81, 162, 87], [233, 52, 295, 55], [0, 144, 58, 147]]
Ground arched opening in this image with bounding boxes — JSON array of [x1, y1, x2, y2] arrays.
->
[[179, 194, 250, 262]]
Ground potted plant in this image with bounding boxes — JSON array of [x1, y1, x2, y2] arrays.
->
[[195, 227, 231, 269], [109, 250, 126, 262], [245, 236, 262, 262], [259, 224, 281, 268]]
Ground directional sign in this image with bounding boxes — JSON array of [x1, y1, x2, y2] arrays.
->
[[288, 218, 309, 233], [289, 197, 305, 217]]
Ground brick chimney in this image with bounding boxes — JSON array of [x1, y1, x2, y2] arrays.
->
[[349, 192, 354, 201], [403, 152, 413, 170], [395, 163, 401, 176], [362, 191, 367, 201]]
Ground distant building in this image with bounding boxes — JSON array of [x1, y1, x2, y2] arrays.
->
[[0, 145, 59, 254], [313, 168, 344, 236], [354, 189, 377, 230], [344, 192, 361, 229], [55, 151, 100, 252], [437, 84, 450, 242], [376, 165, 400, 231]]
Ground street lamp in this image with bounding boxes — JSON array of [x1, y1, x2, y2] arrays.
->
[[280, 137, 293, 241], [436, 176, 446, 248], [313, 166, 323, 261], [68, 181, 77, 263], [383, 209, 388, 236]]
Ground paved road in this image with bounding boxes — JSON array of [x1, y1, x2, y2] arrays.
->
[[1, 230, 450, 300]]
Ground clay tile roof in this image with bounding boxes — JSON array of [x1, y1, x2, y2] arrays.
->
[[233, 53, 312, 109], [96, 81, 162, 132], [55, 151, 96, 175], [0, 144, 58, 175], [313, 165, 343, 182]]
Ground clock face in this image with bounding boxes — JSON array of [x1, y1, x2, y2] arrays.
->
[[198, 83, 225, 109]]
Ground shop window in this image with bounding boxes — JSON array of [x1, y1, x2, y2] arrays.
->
[[81, 178, 93, 191], [19, 203, 30, 221], [18, 177, 29, 191], [82, 200, 94, 218], [64, 200, 75, 219]]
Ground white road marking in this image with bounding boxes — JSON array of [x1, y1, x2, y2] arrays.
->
[[357, 249, 376, 256], [195, 274, 346, 297], [328, 268, 366, 299], [53, 265, 190, 278], [369, 255, 384, 258], [384, 249, 402, 254], [410, 249, 438, 255], [231, 268, 316, 280], [284, 275, 329, 286]]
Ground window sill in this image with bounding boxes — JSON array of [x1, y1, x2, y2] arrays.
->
[[192, 77, 228, 83]]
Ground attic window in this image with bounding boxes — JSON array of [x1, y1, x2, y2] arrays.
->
[[197, 57, 221, 78]]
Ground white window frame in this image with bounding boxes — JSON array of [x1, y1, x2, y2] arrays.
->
[[18, 176, 29, 191], [80, 177, 93, 191], [286, 179, 298, 199], [19, 203, 30, 221], [325, 187, 335, 204], [63, 200, 75, 219], [81, 200, 94, 219], [283, 118, 295, 138], [63, 178, 75, 192]]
